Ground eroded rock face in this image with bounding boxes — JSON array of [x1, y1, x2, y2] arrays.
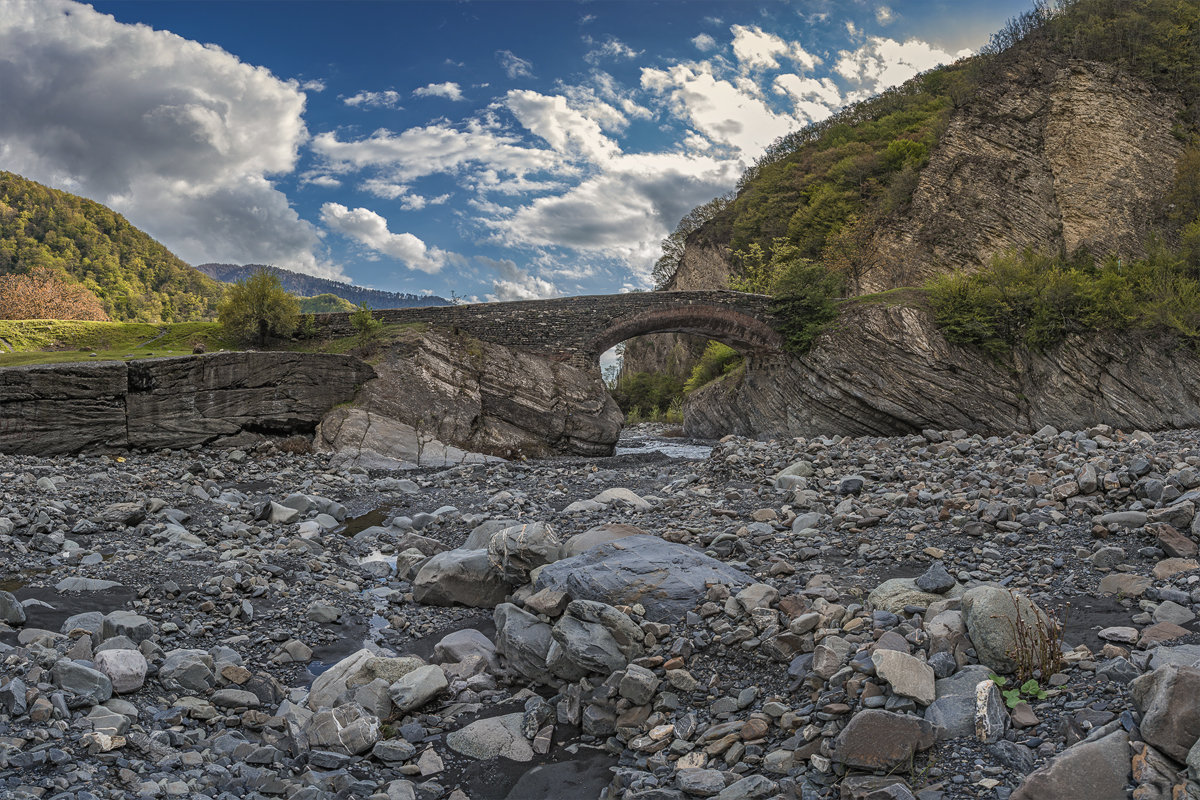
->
[[316, 328, 622, 462], [685, 303, 1200, 440], [0, 353, 374, 455]]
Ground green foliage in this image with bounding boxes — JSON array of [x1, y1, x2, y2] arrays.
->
[[0, 319, 234, 366], [299, 293, 355, 314], [990, 673, 1050, 708], [217, 269, 300, 346], [611, 371, 685, 418], [350, 303, 383, 339], [929, 245, 1200, 353], [653, 194, 734, 289], [0, 171, 223, 322], [684, 342, 743, 394], [729, 238, 846, 354]]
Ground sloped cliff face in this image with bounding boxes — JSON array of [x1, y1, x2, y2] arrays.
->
[[685, 302, 1200, 439], [317, 329, 623, 465], [623, 59, 1184, 378], [866, 59, 1183, 290]]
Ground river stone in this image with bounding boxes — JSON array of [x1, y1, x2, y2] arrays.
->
[[445, 712, 533, 761], [158, 649, 215, 693], [486, 522, 562, 582], [1130, 664, 1200, 761], [463, 519, 520, 550], [413, 548, 513, 608], [1011, 730, 1130, 800], [52, 659, 113, 706], [868, 578, 964, 614], [533, 535, 750, 623], [1098, 573, 1153, 597], [346, 656, 427, 690], [561, 523, 643, 558], [433, 628, 498, 670], [305, 702, 380, 755], [550, 609, 630, 676], [99, 611, 154, 644], [872, 649, 935, 705], [93, 649, 148, 694], [924, 695, 976, 739], [961, 586, 1055, 675], [388, 665, 448, 713], [308, 648, 373, 710], [494, 603, 555, 685], [831, 709, 936, 770], [914, 563, 956, 594], [0, 590, 26, 625]]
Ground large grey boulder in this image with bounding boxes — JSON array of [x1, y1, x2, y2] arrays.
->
[[533, 535, 750, 623], [387, 665, 448, 713], [304, 703, 380, 755], [548, 600, 644, 678], [961, 586, 1057, 675], [99, 611, 154, 644], [868, 578, 965, 615], [445, 713, 534, 761], [486, 522, 562, 582], [51, 659, 112, 706], [412, 548, 513, 608], [493, 603, 555, 685], [0, 590, 26, 625], [1011, 730, 1131, 800], [1130, 664, 1200, 761], [308, 648, 373, 711], [433, 629, 498, 671], [93, 649, 148, 694], [560, 524, 643, 559], [831, 709, 936, 771], [158, 649, 215, 693]]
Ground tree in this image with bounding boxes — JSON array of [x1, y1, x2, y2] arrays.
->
[[651, 193, 734, 288], [217, 268, 299, 346], [0, 267, 109, 320]]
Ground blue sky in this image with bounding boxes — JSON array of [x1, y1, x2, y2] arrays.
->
[[0, 0, 1030, 301]]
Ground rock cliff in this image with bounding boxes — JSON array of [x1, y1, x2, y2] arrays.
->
[[315, 328, 623, 467], [0, 352, 374, 455], [684, 301, 1200, 439]]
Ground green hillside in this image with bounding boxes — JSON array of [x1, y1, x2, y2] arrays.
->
[[0, 171, 224, 322]]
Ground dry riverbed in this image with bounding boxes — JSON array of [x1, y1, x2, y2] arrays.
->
[[3, 424, 1200, 799]]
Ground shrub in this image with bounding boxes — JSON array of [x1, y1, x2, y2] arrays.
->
[[0, 267, 110, 321], [217, 268, 299, 346], [684, 341, 742, 393], [350, 303, 383, 340]]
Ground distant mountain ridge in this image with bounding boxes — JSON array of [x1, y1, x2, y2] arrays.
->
[[197, 263, 450, 309]]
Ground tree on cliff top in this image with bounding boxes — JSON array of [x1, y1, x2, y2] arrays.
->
[[0, 267, 110, 321], [218, 268, 299, 346]]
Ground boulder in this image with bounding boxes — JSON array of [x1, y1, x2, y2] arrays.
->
[[388, 665, 448, 713], [872, 650, 936, 706], [0, 590, 26, 625], [868, 578, 964, 614], [51, 659, 112, 706], [445, 713, 534, 761], [308, 648, 373, 710], [1130, 664, 1200, 761], [486, 522, 562, 582], [961, 586, 1056, 675], [433, 629, 498, 670], [548, 600, 644, 677], [1011, 730, 1131, 800], [560, 524, 643, 558], [93, 649, 148, 694], [99, 611, 154, 644], [305, 703, 380, 755], [413, 549, 513, 608], [158, 649, 215, 693], [831, 710, 936, 771], [533, 535, 750, 623], [493, 603, 555, 685]]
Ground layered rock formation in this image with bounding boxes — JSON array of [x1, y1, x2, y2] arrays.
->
[[685, 302, 1200, 439], [315, 328, 623, 467], [0, 352, 374, 455]]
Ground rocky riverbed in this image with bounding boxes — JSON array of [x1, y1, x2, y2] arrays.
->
[[4, 424, 1200, 799]]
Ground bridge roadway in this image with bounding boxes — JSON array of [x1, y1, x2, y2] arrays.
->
[[312, 290, 781, 368]]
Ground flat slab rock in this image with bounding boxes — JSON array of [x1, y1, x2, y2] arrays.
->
[[533, 535, 750, 623]]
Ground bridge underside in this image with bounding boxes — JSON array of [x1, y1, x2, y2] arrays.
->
[[575, 306, 784, 367]]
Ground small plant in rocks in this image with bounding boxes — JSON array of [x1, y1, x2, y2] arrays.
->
[[990, 674, 1050, 708]]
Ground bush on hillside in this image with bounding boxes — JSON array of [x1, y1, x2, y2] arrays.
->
[[0, 267, 110, 321], [683, 342, 742, 393], [218, 269, 300, 346]]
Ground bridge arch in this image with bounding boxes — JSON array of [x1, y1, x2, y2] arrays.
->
[[580, 303, 783, 366]]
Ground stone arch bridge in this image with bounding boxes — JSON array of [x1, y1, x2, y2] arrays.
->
[[313, 290, 781, 368]]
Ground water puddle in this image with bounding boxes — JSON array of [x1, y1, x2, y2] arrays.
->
[[0, 584, 136, 646], [338, 506, 396, 537]]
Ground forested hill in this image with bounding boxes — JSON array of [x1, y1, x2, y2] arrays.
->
[[197, 263, 451, 309], [0, 171, 224, 322]]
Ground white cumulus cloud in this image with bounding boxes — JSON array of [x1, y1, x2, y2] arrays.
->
[[0, 0, 332, 276], [480, 256, 559, 301], [344, 89, 403, 108], [497, 49, 534, 79], [413, 81, 464, 101], [320, 202, 455, 274], [584, 37, 642, 65], [730, 24, 820, 73], [836, 36, 970, 93], [692, 33, 717, 52]]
